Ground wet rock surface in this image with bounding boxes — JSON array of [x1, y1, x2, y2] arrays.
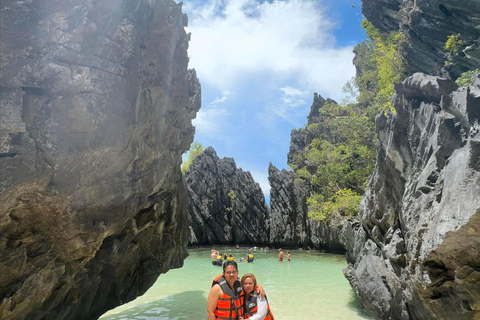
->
[[0, 1, 200, 319]]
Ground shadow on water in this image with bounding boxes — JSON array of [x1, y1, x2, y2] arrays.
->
[[346, 290, 373, 319], [101, 290, 207, 320]]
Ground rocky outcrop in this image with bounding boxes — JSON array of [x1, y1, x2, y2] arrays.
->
[[268, 164, 346, 251], [287, 93, 336, 165], [186, 147, 270, 246], [342, 72, 480, 319], [268, 94, 347, 251], [362, 0, 480, 78], [0, 1, 200, 319]]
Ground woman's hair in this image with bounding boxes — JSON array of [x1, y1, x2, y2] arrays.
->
[[240, 273, 257, 289], [223, 260, 238, 271]]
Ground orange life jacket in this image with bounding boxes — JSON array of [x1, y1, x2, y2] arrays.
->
[[243, 294, 275, 320], [212, 275, 244, 320]]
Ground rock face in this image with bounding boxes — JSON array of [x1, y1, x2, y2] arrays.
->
[[287, 93, 336, 165], [186, 147, 270, 246], [0, 1, 200, 319], [362, 0, 480, 78], [268, 94, 347, 251], [268, 164, 346, 251], [342, 73, 480, 319]]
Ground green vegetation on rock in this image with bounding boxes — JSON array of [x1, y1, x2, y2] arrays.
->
[[444, 33, 465, 66], [181, 142, 203, 173], [290, 102, 376, 222], [226, 190, 237, 213], [455, 68, 480, 87], [354, 20, 406, 114], [294, 20, 406, 222]]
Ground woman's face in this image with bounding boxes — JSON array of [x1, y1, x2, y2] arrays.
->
[[242, 277, 255, 294], [223, 265, 238, 285]]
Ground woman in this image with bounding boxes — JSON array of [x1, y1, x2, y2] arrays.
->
[[207, 261, 265, 320], [241, 273, 275, 320], [207, 260, 244, 320]]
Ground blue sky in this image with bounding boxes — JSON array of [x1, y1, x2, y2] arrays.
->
[[181, 0, 366, 200]]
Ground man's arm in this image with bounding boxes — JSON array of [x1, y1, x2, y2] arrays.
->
[[207, 284, 221, 320], [255, 284, 266, 298]]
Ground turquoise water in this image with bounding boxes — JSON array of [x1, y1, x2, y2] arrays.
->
[[100, 248, 371, 320]]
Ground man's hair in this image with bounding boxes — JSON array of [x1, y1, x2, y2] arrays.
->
[[223, 260, 238, 271]]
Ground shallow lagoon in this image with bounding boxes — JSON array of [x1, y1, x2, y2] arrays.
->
[[100, 248, 372, 320]]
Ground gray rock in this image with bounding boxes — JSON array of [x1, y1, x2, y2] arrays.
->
[[268, 164, 310, 247], [344, 73, 480, 319], [0, 1, 200, 319], [362, 0, 480, 78], [268, 93, 351, 252], [186, 147, 270, 245]]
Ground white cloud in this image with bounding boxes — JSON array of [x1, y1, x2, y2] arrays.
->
[[211, 96, 228, 104], [183, 0, 355, 100], [210, 90, 232, 104], [192, 106, 229, 139], [280, 85, 308, 106], [280, 86, 307, 97]]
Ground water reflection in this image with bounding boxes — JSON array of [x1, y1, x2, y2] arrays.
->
[[102, 290, 206, 320]]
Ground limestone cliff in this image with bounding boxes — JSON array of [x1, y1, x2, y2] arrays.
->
[[268, 94, 347, 251], [362, 0, 480, 78], [186, 147, 270, 246], [0, 1, 200, 319], [268, 163, 345, 251], [342, 73, 480, 319]]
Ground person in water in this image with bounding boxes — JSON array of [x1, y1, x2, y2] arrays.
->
[[240, 273, 275, 320], [207, 261, 265, 320], [278, 248, 283, 262], [287, 251, 291, 262], [211, 249, 218, 265]]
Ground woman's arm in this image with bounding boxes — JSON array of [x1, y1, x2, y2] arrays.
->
[[207, 284, 221, 320], [249, 297, 268, 320]]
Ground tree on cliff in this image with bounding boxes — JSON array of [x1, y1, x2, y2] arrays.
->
[[353, 20, 406, 114], [292, 20, 405, 222], [289, 101, 376, 221]]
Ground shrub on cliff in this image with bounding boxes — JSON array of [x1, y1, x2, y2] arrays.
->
[[181, 142, 203, 173], [354, 20, 406, 114], [290, 102, 376, 222]]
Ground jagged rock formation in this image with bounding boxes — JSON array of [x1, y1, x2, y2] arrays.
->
[[268, 94, 347, 251], [268, 164, 345, 251], [186, 147, 270, 246], [0, 1, 200, 319], [287, 93, 336, 165], [342, 73, 480, 319], [362, 0, 480, 78]]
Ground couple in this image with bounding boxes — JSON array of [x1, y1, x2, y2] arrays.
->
[[207, 260, 275, 320]]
